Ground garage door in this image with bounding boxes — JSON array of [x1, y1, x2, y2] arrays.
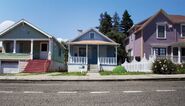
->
[[1, 61, 19, 73]]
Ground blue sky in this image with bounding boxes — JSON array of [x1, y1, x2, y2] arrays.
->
[[0, 0, 185, 40]]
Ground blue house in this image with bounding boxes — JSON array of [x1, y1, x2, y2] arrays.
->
[[67, 28, 119, 72]]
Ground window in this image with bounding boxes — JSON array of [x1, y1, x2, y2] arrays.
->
[[41, 43, 48, 52], [157, 24, 166, 39], [153, 48, 166, 56], [181, 24, 185, 37], [89, 32, 95, 39], [79, 48, 86, 56]]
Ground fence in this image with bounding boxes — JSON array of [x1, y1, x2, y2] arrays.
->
[[122, 54, 155, 72]]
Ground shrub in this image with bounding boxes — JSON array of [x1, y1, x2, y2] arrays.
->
[[176, 64, 185, 74], [112, 66, 127, 73], [152, 59, 176, 74]]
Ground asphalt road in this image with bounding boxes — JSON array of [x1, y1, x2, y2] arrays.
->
[[0, 81, 185, 106]]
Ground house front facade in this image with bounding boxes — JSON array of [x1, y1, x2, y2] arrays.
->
[[0, 19, 65, 73], [126, 9, 185, 64], [68, 28, 119, 72]]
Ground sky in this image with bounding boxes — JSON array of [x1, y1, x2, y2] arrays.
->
[[0, 0, 185, 41]]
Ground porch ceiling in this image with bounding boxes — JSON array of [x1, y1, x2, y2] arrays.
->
[[68, 40, 119, 45]]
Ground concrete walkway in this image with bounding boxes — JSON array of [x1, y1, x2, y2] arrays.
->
[[0, 74, 185, 81]]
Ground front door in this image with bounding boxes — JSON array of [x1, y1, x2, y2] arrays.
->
[[181, 48, 185, 63], [40, 43, 48, 59], [88, 45, 97, 64]]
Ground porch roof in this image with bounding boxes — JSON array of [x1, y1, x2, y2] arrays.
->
[[68, 40, 119, 45], [171, 42, 185, 46], [150, 43, 173, 47]]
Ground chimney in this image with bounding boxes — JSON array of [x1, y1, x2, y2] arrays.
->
[[77, 29, 83, 35]]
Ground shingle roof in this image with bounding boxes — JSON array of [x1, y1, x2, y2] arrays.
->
[[130, 9, 185, 34]]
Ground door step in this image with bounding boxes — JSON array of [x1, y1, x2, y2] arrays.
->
[[88, 64, 99, 73]]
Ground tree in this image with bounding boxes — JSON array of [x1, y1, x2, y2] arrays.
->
[[121, 10, 133, 35], [112, 12, 120, 32], [107, 31, 127, 64], [99, 12, 112, 34]]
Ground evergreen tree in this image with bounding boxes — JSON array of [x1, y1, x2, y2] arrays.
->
[[99, 12, 112, 34], [112, 12, 120, 32], [121, 10, 133, 35]]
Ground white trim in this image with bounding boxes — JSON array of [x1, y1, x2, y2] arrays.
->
[[156, 23, 167, 39], [0, 19, 52, 38], [180, 24, 185, 38]]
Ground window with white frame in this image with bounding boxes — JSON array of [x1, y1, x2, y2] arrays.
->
[[181, 24, 185, 37], [157, 24, 166, 39], [153, 47, 166, 56], [89, 32, 95, 39]]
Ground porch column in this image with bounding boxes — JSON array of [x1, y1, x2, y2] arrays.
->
[[1, 41, 5, 53], [30, 40, 33, 60], [115, 45, 117, 65], [97, 45, 100, 65], [13, 40, 16, 53], [68, 44, 71, 63], [178, 46, 181, 64], [171, 47, 173, 62], [86, 45, 88, 64], [48, 39, 52, 60]]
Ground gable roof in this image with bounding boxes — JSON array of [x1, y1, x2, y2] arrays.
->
[[130, 9, 185, 34], [0, 19, 52, 38], [68, 28, 119, 45], [0, 19, 66, 49]]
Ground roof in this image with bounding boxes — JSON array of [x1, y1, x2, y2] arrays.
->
[[130, 9, 185, 34], [68, 40, 119, 45], [0, 19, 52, 38], [69, 28, 119, 45], [0, 19, 65, 49]]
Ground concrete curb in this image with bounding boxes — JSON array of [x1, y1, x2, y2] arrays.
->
[[0, 77, 185, 82]]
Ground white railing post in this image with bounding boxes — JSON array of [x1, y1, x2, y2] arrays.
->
[[178, 46, 181, 64], [13, 40, 16, 53]]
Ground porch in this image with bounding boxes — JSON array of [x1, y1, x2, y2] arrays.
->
[[151, 42, 185, 64], [68, 45, 118, 66], [0, 39, 52, 60]]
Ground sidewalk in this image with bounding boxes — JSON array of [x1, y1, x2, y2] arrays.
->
[[0, 73, 185, 81]]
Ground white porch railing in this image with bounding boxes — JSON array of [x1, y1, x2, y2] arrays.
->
[[99, 57, 117, 65], [149, 55, 185, 64], [68, 56, 87, 64]]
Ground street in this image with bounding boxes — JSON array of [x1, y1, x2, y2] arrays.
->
[[0, 81, 185, 106]]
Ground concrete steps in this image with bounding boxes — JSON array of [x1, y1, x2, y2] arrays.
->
[[24, 60, 51, 73], [88, 64, 99, 73]]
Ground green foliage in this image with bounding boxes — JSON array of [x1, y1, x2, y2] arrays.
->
[[99, 12, 112, 35], [107, 31, 127, 64], [112, 66, 127, 73], [121, 10, 134, 35], [152, 59, 176, 74], [176, 64, 185, 74], [112, 12, 120, 32], [61, 41, 68, 64]]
